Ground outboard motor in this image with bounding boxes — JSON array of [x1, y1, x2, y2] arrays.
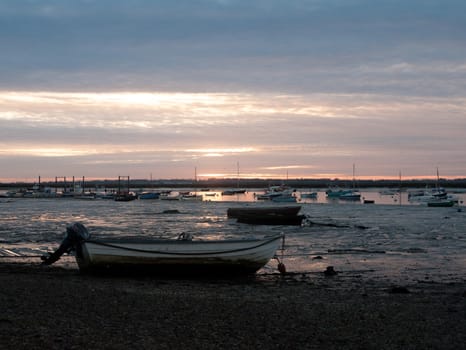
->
[[41, 222, 90, 265]]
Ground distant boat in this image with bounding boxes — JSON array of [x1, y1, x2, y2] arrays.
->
[[222, 162, 246, 196], [74, 193, 96, 200], [410, 168, 451, 203], [409, 185, 448, 202], [115, 176, 136, 201], [271, 194, 297, 203], [98, 192, 115, 200], [222, 189, 246, 196], [160, 192, 182, 200], [114, 192, 137, 201], [379, 189, 398, 196], [427, 200, 456, 207], [327, 164, 361, 201], [339, 191, 361, 201], [326, 187, 354, 198], [181, 193, 203, 201], [138, 192, 160, 200], [257, 185, 293, 200], [300, 192, 318, 199], [256, 192, 283, 200], [42, 223, 284, 276]]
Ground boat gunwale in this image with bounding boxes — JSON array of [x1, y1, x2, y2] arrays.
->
[[82, 234, 284, 256]]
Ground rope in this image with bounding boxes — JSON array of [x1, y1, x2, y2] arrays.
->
[[274, 234, 287, 274], [85, 234, 283, 256]]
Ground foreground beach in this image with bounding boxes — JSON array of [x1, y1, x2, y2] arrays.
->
[[1, 262, 465, 349]]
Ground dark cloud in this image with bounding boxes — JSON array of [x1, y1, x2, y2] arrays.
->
[[1, 0, 465, 94]]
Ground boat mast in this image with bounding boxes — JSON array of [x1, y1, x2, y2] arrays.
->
[[399, 171, 402, 206]]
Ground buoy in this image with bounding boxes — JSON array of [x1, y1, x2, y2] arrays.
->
[[278, 262, 287, 274]]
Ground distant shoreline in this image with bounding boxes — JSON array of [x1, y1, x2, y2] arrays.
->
[[1, 177, 466, 190]]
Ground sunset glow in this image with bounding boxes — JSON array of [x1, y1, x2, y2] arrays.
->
[[0, 1, 465, 181]]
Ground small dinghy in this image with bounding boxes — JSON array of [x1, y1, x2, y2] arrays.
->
[[42, 223, 284, 276]]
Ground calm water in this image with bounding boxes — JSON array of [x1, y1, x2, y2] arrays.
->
[[1, 190, 466, 284]]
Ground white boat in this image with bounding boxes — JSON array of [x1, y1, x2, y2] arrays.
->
[[181, 193, 203, 201], [410, 168, 452, 203], [160, 192, 182, 200], [339, 191, 361, 201], [326, 187, 352, 198], [408, 188, 448, 203], [257, 185, 294, 200], [327, 164, 361, 201], [42, 223, 284, 276]]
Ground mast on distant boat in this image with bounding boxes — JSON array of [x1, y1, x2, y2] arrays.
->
[[399, 171, 402, 206]]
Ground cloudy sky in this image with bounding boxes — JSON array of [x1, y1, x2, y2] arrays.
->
[[1, 0, 465, 182]]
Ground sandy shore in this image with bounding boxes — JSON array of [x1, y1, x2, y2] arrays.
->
[[1, 262, 465, 350]]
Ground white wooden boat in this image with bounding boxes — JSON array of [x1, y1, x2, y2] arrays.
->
[[42, 223, 283, 276]]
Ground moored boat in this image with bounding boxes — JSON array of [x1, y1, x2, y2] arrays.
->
[[271, 195, 297, 203], [300, 192, 318, 199], [326, 187, 354, 198], [227, 205, 301, 218], [236, 213, 305, 226], [339, 191, 361, 201], [138, 192, 160, 200], [42, 223, 284, 276], [114, 192, 137, 201], [221, 189, 246, 196], [427, 200, 456, 207]]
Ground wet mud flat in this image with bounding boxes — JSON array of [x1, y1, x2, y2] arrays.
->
[[1, 262, 465, 349]]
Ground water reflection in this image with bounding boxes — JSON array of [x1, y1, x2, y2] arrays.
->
[[201, 189, 466, 206]]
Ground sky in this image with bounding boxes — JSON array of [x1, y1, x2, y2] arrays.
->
[[1, 0, 466, 182]]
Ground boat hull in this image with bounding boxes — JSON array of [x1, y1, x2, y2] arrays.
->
[[227, 205, 301, 218], [76, 235, 283, 276], [138, 192, 160, 199], [236, 214, 305, 226], [427, 201, 455, 207]]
